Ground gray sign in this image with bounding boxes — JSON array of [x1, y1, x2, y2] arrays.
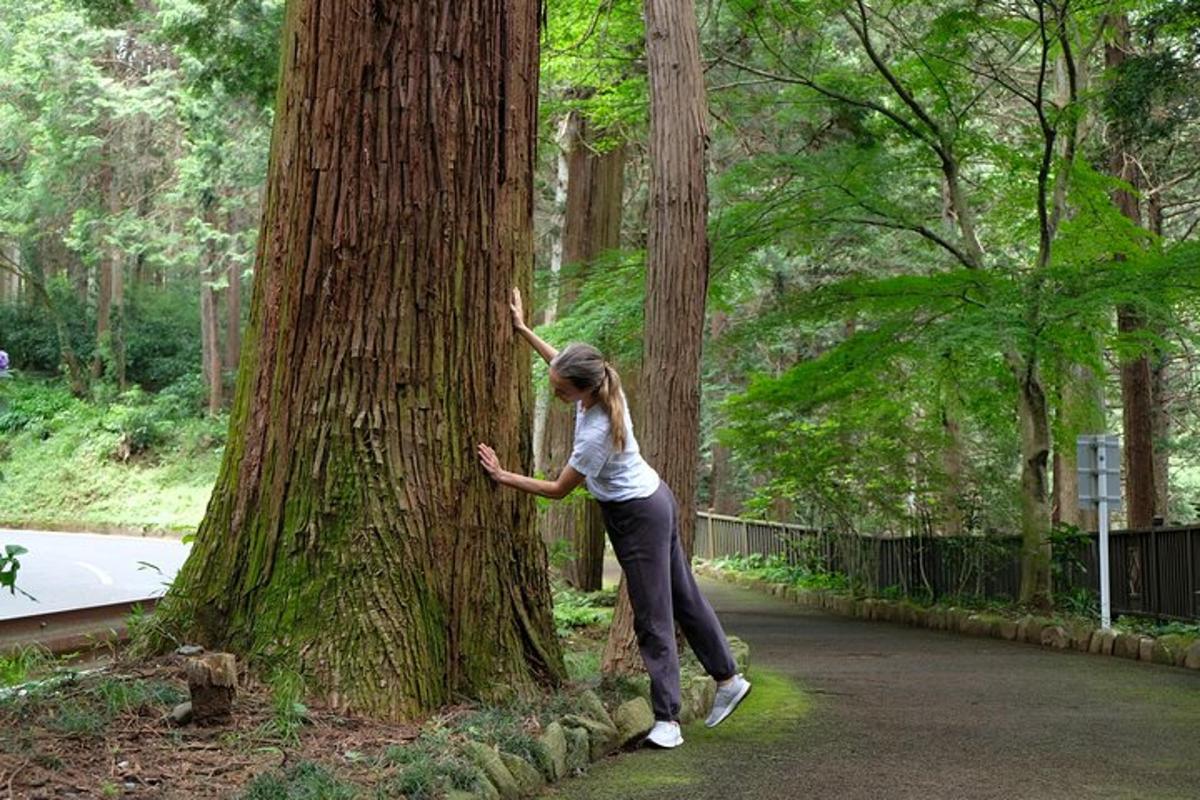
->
[[1077, 434, 1121, 510]]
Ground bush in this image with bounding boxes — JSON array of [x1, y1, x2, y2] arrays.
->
[[0, 378, 78, 434], [0, 279, 93, 375], [123, 286, 203, 391]]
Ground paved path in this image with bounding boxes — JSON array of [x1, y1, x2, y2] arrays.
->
[[555, 576, 1200, 800], [0, 529, 189, 619]]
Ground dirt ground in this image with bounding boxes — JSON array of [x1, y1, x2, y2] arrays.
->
[[0, 654, 432, 798]]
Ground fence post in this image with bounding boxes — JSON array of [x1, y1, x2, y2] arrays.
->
[[707, 513, 715, 560]]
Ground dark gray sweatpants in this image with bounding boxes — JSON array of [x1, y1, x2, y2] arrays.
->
[[599, 480, 737, 722]]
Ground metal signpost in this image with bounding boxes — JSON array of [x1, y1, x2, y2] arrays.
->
[[1077, 434, 1121, 630]]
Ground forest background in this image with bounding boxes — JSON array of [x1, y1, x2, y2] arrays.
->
[[1, 0, 1199, 610]]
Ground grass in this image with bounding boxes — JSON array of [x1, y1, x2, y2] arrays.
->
[[0, 376, 222, 533], [239, 761, 358, 800], [376, 731, 485, 799], [0, 644, 54, 686]]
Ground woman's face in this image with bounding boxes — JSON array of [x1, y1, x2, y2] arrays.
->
[[549, 368, 590, 405]]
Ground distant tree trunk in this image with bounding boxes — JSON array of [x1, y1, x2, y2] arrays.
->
[[538, 112, 623, 592], [1015, 359, 1053, 610], [940, 402, 966, 536], [93, 160, 113, 382], [110, 245, 126, 391], [706, 311, 740, 517], [200, 275, 222, 414], [154, 0, 561, 719], [604, 0, 710, 675], [225, 220, 242, 381], [201, 204, 223, 413], [1106, 14, 1156, 530], [1147, 193, 1169, 520], [1052, 361, 1104, 531]]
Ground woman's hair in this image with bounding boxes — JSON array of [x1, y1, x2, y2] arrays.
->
[[551, 343, 627, 452]]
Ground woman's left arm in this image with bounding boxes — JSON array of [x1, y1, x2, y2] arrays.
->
[[477, 443, 586, 500]]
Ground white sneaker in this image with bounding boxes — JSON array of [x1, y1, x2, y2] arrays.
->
[[705, 674, 751, 728], [643, 720, 683, 749]]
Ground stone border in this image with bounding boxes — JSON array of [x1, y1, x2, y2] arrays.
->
[[446, 637, 751, 799], [695, 563, 1200, 672]]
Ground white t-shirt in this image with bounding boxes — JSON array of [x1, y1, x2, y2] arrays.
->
[[567, 396, 661, 503]]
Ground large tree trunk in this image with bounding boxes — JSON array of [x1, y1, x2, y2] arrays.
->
[[1106, 14, 1156, 530], [538, 112, 623, 592], [604, 0, 710, 675], [154, 0, 562, 719]]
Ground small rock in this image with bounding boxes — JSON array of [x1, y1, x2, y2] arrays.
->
[[1040, 626, 1070, 650], [613, 697, 653, 748], [964, 615, 993, 638], [175, 645, 204, 657], [1017, 616, 1043, 645], [462, 741, 519, 800], [1184, 641, 1200, 670], [169, 701, 193, 725], [996, 621, 1019, 641], [1114, 633, 1141, 659], [499, 752, 544, 794], [561, 714, 618, 760], [576, 690, 615, 729], [1138, 637, 1155, 662], [1150, 640, 1176, 666], [537, 722, 567, 782], [564, 727, 590, 773]]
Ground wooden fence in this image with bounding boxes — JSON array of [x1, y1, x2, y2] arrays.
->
[[693, 512, 1200, 622]]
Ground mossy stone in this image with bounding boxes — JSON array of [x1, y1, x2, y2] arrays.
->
[[499, 752, 544, 795], [564, 726, 591, 772], [538, 721, 567, 782], [613, 697, 654, 747], [462, 741, 519, 800]]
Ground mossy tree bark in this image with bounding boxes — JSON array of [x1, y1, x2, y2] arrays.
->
[[538, 111, 623, 592], [155, 0, 563, 719], [604, 0, 710, 675]]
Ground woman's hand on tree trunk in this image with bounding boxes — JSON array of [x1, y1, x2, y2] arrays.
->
[[477, 443, 505, 482], [510, 288, 527, 332]]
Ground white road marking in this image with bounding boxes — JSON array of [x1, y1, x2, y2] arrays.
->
[[73, 561, 114, 586]]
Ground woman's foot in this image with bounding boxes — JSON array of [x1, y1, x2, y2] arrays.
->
[[644, 720, 683, 749], [706, 673, 752, 727]]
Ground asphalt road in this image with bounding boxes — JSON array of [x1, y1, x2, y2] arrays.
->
[[0, 529, 189, 619], [556, 574, 1200, 800]]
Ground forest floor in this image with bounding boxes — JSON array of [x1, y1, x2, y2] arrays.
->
[[0, 608, 619, 799]]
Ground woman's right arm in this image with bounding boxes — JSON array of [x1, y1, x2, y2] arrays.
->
[[511, 287, 558, 365]]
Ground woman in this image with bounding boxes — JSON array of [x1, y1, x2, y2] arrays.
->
[[477, 289, 751, 749]]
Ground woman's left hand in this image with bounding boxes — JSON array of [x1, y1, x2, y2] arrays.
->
[[477, 443, 505, 482]]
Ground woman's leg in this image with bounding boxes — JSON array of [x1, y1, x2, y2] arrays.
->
[[602, 486, 682, 721], [663, 486, 738, 681]]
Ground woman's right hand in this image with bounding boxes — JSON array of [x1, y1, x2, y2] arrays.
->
[[510, 287, 527, 332]]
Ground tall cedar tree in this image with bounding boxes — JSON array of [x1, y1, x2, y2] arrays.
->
[[155, 0, 563, 718], [603, 0, 711, 673]]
